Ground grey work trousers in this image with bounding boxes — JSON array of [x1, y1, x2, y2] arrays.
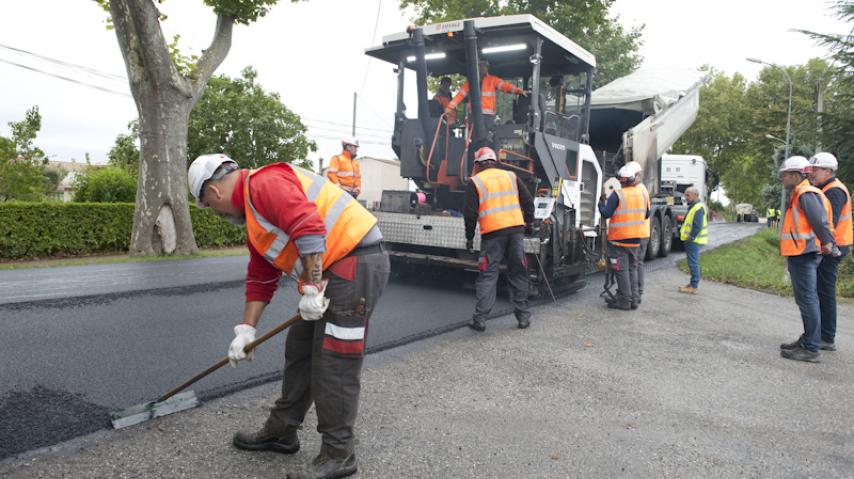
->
[[637, 238, 648, 299], [609, 243, 641, 304], [473, 233, 530, 322], [264, 248, 390, 459]]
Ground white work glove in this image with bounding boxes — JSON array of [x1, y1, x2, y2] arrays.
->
[[228, 324, 256, 367], [299, 280, 330, 321]]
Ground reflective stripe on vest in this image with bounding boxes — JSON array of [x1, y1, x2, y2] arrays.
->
[[638, 183, 651, 238], [471, 168, 524, 235], [822, 178, 853, 246], [607, 186, 647, 241], [680, 202, 708, 245], [448, 74, 519, 116], [328, 153, 360, 188], [244, 164, 377, 274], [779, 180, 832, 256]]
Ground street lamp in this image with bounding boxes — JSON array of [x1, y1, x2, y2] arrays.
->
[[748, 57, 792, 217]]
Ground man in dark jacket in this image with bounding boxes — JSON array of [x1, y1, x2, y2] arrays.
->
[[464, 147, 535, 332]]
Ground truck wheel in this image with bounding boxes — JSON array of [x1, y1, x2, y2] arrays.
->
[[646, 216, 661, 260], [658, 215, 673, 257]]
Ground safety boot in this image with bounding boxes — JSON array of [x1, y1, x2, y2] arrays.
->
[[287, 452, 358, 479], [468, 318, 486, 332], [233, 427, 299, 454], [820, 340, 837, 351], [607, 298, 632, 311], [780, 339, 801, 351], [678, 285, 697, 294], [780, 344, 821, 363]]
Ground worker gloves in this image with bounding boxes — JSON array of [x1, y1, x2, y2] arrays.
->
[[299, 280, 330, 321], [466, 239, 475, 254], [228, 324, 256, 367]]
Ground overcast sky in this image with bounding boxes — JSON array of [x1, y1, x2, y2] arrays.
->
[[0, 0, 846, 167]]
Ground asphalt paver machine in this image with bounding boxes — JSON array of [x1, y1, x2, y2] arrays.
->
[[365, 15, 605, 296]]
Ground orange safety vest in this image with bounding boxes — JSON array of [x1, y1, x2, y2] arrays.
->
[[244, 165, 377, 275], [447, 74, 522, 116], [607, 185, 647, 246], [779, 179, 833, 256], [637, 183, 651, 239], [471, 167, 524, 235], [821, 178, 853, 246], [327, 151, 361, 191]]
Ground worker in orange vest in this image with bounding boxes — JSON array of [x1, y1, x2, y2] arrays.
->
[[188, 154, 388, 479], [464, 147, 534, 332], [777, 156, 838, 363], [445, 60, 528, 139], [599, 165, 650, 310], [432, 76, 457, 123], [808, 152, 851, 353], [327, 138, 362, 199], [625, 161, 651, 303]]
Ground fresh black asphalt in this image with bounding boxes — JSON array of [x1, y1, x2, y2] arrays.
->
[[0, 223, 760, 460]]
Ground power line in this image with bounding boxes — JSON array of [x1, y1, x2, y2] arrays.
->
[[359, 0, 383, 96], [0, 57, 132, 98], [304, 123, 390, 140], [0, 42, 126, 82], [301, 115, 391, 133]]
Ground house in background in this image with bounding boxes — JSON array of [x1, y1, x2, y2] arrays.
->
[[47, 159, 102, 202]]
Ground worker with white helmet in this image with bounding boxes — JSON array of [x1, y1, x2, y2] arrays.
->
[[777, 155, 838, 363], [464, 146, 535, 332], [327, 138, 362, 198], [808, 152, 851, 352], [188, 153, 389, 479], [624, 161, 651, 302], [599, 164, 650, 310]]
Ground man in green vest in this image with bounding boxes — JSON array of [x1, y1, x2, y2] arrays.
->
[[679, 186, 708, 294]]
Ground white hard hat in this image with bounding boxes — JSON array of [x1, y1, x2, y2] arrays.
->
[[617, 165, 633, 179], [342, 137, 360, 148], [188, 154, 238, 207], [624, 161, 643, 176], [779, 155, 810, 174], [474, 146, 497, 163], [809, 152, 838, 171]]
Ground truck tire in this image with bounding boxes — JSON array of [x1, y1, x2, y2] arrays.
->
[[646, 216, 661, 260], [658, 215, 673, 257]]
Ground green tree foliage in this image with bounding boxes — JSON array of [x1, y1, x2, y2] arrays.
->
[[799, 0, 854, 187], [675, 59, 837, 206], [108, 120, 140, 177], [399, 0, 644, 87], [187, 67, 316, 169], [0, 107, 50, 201], [74, 166, 137, 203]]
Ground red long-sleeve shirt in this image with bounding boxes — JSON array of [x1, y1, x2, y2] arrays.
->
[[230, 164, 327, 303]]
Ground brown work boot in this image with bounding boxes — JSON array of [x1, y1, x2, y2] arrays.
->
[[233, 427, 299, 454], [678, 285, 697, 294], [287, 452, 358, 479]]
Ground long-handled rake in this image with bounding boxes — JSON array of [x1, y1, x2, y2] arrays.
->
[[110, 313, 301, 429]]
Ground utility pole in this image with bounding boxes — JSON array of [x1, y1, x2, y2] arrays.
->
[[817, 80, 824, 151], [352, 92, 357, 137]]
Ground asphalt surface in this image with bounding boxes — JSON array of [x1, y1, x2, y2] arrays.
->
[[0, 223, 760, 460], [2, 242, 851, 478]]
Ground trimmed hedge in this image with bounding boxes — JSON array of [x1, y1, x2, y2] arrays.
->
[[0, 202, 245, 259]]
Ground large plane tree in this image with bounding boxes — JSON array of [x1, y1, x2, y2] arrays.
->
[[95, 0, 286, 255]]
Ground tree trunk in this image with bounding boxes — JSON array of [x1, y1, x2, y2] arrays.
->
[[106, 0, 234, 256], [130, 89, 196, 256]]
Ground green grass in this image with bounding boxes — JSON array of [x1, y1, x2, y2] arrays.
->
[[679, 228, 854, 298], [0, 246, 247, 271]]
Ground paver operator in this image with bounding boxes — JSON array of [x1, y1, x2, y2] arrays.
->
[[599, 165, 650, 311], [807, 152, 851, 353], [188, 154, 389, 479], [777, 156, 838, 363], [464, 146, 534, 332], [445, 60, 528, 140], [327, 138, 362, 199]]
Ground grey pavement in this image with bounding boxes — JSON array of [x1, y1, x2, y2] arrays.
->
[[2, 264, 851, 478]]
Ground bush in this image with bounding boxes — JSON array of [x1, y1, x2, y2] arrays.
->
[[0, 202, 245, 259], [74, 166, 137, 203]]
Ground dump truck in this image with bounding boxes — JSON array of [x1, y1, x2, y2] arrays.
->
[[589, 68, 707, 259], [365, 15, 605, 296]]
